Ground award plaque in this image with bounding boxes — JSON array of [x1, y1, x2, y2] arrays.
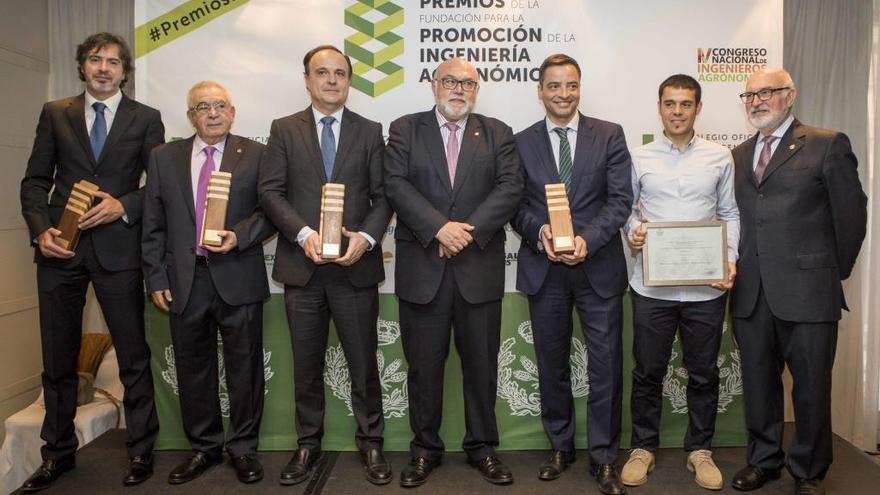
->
[[200, 171, 232, 247], [55, 180, 99, 251], [643, 221, 728, 286], [319, 183, 345, 259], [544, 183, 575, 254]]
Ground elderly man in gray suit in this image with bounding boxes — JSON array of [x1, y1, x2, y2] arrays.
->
[[142, 81, 275, 485], [729, 68, 867, 495]]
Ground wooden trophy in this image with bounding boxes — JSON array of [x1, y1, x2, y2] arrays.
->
[[319, 183, 345, 259], [55, 179, 100, 251], [200, 171, 232, 247], [544, 183, 575, 254]]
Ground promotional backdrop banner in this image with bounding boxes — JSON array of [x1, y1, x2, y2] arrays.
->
[[135, 0, 782, 450]]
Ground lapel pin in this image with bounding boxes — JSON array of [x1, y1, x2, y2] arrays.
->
[[789, 144, 795, 150], [237, 148, 242, 153], [474, 132, 480, 137]]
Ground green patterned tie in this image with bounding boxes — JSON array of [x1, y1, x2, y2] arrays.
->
[[554, 127, 573, 190]]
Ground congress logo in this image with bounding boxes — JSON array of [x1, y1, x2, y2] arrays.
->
[[696, 47, 769, 83], [345, 0, 405, 97]]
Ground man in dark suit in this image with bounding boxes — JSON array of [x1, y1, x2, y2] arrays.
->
[[259, 45, 392, 486], [19, 32, 162, 492], [384, 57, 523, 487], [142, 81, 274, 485], [729, 68, 867, 495], [510, 54, 632, 495]]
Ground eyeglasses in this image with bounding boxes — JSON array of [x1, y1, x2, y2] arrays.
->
[[739, 87, 791, 104], [190, 100, 228, 115], [437, 77, 478, 92]]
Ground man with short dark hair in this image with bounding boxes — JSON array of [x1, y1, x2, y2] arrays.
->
[[259, 44, 393, 486], [621, 74, 739, 491], [385, 57, 523, 487], [729, 68, 866, 495], [511, 53, 632, 494], [19, 32, 163, 492], [142, 81, 275, 485]]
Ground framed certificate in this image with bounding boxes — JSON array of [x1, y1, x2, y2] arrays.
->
[[642, 221, 727, 287]]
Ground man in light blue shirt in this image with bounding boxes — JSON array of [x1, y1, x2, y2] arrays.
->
[[620, 74, 739, 491]]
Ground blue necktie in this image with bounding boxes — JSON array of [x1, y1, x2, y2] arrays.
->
[[90, 102, 107, 161], [320, 115, 336, 179]]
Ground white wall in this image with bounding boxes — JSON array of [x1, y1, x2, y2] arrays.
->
[[0, 0, 49, 444]]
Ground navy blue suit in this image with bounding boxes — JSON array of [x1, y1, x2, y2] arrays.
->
[[511, 113, 632, 466]]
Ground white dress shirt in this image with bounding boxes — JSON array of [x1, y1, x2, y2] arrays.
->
[[625, 132, 740, 302], [545, 114, 579, 168], [751, 114, 795, 170], [85, 90, 122, 135], [296, 106, 376, 250], [435, 108, 467, 154]]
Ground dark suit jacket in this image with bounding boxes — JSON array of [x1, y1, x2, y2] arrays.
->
[[259, 106, 391, 288], [384, 109, 523, 305], [511, 114, 632, 298], [142, 134, 275, 314], [731, 119, 867, 322], [21, 92, 165, 271]]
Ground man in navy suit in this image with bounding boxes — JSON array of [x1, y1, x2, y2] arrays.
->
[[511, 54, 632, 495]]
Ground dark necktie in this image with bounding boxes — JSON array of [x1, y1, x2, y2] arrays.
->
[[554, 127, 573, 190], [320, 116, 336, 180], [90, 102, 107, 160], [754, 135, 777, 183], [195, 145, 216, 256], [444, 122, 460, 184]]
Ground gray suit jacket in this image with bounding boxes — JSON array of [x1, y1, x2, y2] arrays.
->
[[258, 106, 391, 288], [142, 134, 275, 314], [384, 109, 523, 305], [731, 119, 867, 322]]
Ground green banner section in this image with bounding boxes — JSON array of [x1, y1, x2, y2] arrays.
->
[[146, 292, 746, 451], [135, 0, 250, 58]]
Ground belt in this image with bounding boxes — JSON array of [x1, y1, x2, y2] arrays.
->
[[195, 255, 209, 265]]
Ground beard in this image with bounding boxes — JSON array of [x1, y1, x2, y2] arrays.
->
[[748, 106, 788, 132], [436, 98, 473, 122]]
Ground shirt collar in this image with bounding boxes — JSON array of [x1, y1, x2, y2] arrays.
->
[[658, 130, 697, 152], [85, 89, 122, 114], [194, 134, 227, 156], [312, 105, 344, 126], [545, 113, 580, 135], [435, 108, 468, 130], [766, 114, 795, 141]]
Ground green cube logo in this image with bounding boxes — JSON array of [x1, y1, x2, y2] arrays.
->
[[344, 0, 404, 97]]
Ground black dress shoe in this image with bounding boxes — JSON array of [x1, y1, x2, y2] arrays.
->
[[399, 456, 441, 488], [231, 454, 264, 484], [468, 456, 514, 485], [168, 451, 222, 484], [361, 447, 392, 485], [795, 478, 825, 495], [20, 457, 76, 493], [123, 454, 154, 486], [279, 447, 323, 486], [731, 465, 781, 491], [593, 464, 626, 495], [538, 450, 575, 481]]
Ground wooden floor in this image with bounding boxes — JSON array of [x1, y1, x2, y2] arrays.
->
[[13, 428, 880, 494]]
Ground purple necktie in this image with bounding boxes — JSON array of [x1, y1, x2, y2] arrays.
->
[[754, 135, 777, 183], [444, 122, 460, 184], [195, 145, 216, 256]]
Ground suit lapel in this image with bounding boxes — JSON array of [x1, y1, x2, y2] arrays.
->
[[65, 94, 95, 168], [219, 134, 244, 174], [761, 120, 804, 185], [175, 137, 197, 222], [299, 108, 329, 183], [741, 133, 760, 188], [331, 108, 356, 182], [533, 123, 559, 183], [451, 115, 481, 198], [569, 113, 596, 199], [421, 111, 453, 195], [98, 94, 136, 168]]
